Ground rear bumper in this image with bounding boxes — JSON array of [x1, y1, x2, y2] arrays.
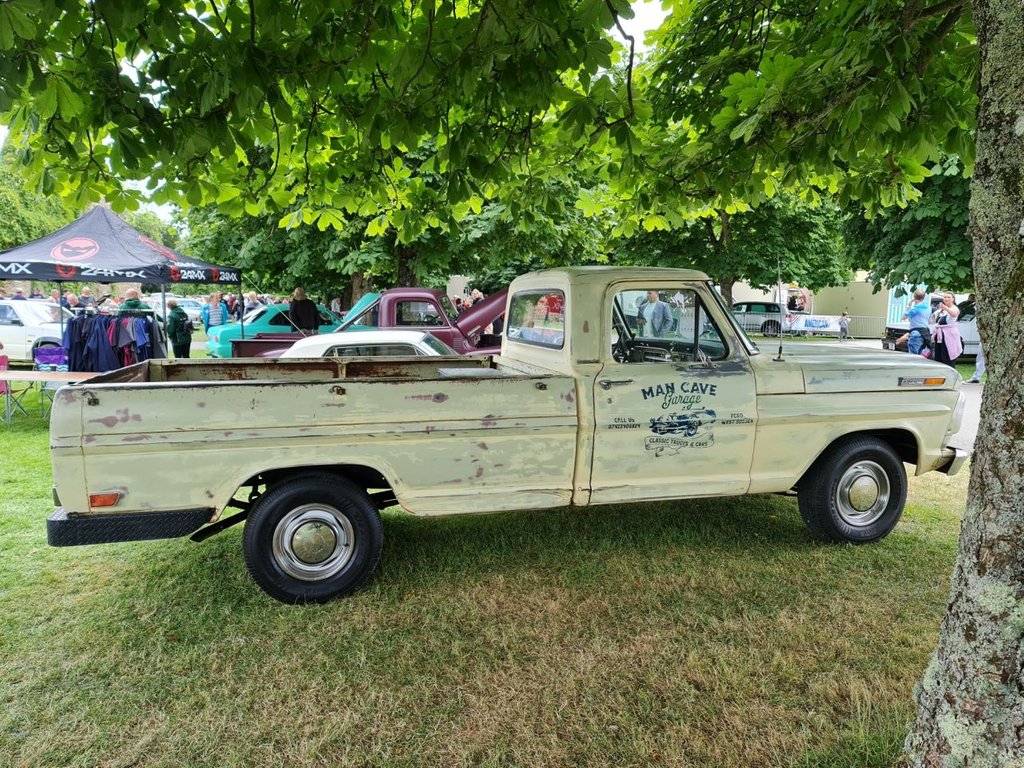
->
[[936, 447, 969, 476], [47, 507, 213, 547]]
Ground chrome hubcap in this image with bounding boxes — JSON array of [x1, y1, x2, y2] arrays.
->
[[835, 461, 890, 527], [273, 504, 355, 581]]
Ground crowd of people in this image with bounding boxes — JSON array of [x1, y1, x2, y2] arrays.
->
[[896, 290, 965, 369]]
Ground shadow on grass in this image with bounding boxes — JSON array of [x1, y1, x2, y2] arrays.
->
[[81, 493, 815, 615]]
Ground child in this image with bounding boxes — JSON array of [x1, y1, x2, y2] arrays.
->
[[838, 312, 850, 342]]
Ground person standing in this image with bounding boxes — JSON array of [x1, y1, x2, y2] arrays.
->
[[288, 288, 320, 335], [243, 291, 264, 315], [904, 289, 932, 355], [118, 288, 151, 314], [838, 312, 850, 341], [637, 290, 673, 337], [931, 292, 962, 367], [967, 340, 985, 383], [329, 295, 342, 315], [11, 288, 27, 300], [201, 292, 228, 333], [165, 299, 192, 359], [78, 287, 96, 308]]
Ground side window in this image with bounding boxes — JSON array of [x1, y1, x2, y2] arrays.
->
[[396, 301, 443, 326], [329, 344, 417, 357], [269, 312, 291, 327], [0, 305, 14, 323], [611, 288, 728, 363], [317, 309, 335, 325], [506, 290, 565, 349]]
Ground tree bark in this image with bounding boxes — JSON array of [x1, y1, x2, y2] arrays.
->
[[905, 0, 1024, 764], [396, 243, 418, 286], [719, 276, 737, 306], [348, 272, 373, 306]]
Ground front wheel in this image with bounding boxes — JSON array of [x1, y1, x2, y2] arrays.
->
[[797, 436, 907, 543], [243, 474, 383, 603]]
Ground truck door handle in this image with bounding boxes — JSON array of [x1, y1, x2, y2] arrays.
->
[[599, 379, 634, 390]]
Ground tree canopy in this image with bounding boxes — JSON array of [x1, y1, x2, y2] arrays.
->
[[0, 0, 640, 238], [845, 156, 973, 293]]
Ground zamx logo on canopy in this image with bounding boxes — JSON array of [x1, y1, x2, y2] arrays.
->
[[51, 237, 100, 262], [0, 262, 32, 275]]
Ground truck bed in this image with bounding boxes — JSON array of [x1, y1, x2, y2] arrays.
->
[[51, 357, 580, 519]]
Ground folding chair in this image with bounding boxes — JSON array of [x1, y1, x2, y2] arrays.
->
[[0, 354, 32, 424], [33, 347, 69, 417]]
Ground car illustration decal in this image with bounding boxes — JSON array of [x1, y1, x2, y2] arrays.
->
[[645, 408, 717, 454]]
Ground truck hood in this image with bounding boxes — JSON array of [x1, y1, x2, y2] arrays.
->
[[454, 289, 508, 337], [750, 342, 961, 395]]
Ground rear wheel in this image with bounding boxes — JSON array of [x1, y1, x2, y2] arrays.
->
[[797, 436, 907, 543], [242, 474, 383, 603]]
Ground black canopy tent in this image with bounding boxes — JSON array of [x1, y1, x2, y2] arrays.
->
[[0, 206, 245, 348], [0, 206, 241, 286]]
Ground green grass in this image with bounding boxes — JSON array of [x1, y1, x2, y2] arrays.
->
[[1, 404, 968, 767]]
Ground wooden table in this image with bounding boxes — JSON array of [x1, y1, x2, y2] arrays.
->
[[1, 370, 97, 424]]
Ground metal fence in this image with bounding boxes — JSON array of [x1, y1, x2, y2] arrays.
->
[[744, 315, 888, 340]]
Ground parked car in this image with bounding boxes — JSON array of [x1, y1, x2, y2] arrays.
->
[[206, 303, 343, 358], [231, 287, 508, 358], [146, 295, 204, 329], [730, 301, 806, 336], [882, 298, 979, 357], [279, 330, 457, 359], [0, 299, 71, 362], [335, 287, 508, 353]]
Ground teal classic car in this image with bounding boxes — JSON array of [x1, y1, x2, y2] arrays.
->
[[205, 303, 343, 358]]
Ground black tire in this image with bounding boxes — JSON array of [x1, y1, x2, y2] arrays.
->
[[242, 473, 383, 603], [797, 436, 907, 543], [761, 320, 781, 337]]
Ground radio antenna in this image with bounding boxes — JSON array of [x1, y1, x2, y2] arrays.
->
[[774, 252, 785, 361]]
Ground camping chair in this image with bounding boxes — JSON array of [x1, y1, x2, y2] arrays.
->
[[0, 354, 32, 424], [33, 347, 69, 416]]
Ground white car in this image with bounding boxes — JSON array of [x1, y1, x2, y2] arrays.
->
[[279, 329, 457, 358], [146, 295, 204, 329], [0, 300, 72, 362]]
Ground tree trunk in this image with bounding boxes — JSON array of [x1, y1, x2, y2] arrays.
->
[[905, 0, 1024, 764], [395, 244, 418, 286], [349, 272, 373, 306], [719, 276, 737, 306]]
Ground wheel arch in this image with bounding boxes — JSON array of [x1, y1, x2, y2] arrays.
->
[[236, 463, 398, 508], [798, 428, 919, 487]]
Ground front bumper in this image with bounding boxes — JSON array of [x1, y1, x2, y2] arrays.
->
[[47, 507, 213, 547]]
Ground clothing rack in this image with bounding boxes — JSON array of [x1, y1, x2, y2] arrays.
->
[[61, 312, 167, 372]]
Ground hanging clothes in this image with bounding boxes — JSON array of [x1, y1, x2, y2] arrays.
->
[[61, 312, 166, 372]]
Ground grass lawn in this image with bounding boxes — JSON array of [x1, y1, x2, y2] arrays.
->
[[0, 389, 969, 768]]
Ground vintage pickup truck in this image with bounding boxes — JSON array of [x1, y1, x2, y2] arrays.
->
[[47, 267, 967, 603]]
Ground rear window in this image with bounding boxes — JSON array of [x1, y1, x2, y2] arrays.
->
[[506, 290, 565, 349]]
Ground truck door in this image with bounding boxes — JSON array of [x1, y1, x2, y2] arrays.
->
[[589, 284, 758, 504]]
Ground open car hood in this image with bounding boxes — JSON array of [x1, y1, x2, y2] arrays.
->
[[453, 289, 508, 337]]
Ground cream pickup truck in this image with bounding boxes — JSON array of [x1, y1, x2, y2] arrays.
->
[[47, 267, 967, 603]]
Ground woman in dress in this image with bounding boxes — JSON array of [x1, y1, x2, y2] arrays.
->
[[931, 292, 962, 367]]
